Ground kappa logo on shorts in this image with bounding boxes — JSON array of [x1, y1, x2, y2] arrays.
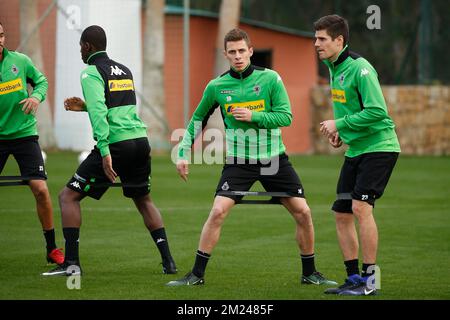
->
[[221, 181, 230, 191], [70, 181, 81, 189], [298, 188, 303, 195], [39, 166, 44, 171]]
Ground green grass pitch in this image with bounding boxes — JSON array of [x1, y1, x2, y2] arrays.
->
[[0, 152, 449, 299]]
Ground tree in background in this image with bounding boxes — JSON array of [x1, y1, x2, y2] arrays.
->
[[205, 0, 241, 151], [19, 0, 57, 149], [167, 0, 448, 85], [141, 0, 170, 151], [214, 0, 241, 76]]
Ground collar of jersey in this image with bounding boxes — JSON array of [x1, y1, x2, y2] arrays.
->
[[229, 64, 254, 80], [1, 47, 10, 61], [332, 45, 350, 67], [324, 45, 349, 70], [87, 51, 108, 65]]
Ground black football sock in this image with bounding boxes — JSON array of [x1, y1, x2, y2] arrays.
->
[[344, 259, 360, 277], [192, 250, 210, 278], [361, 263, 376, 278], [150, 228, 173, 262], [301, 253, 316, 277], [63, 227, 80, 265], [43, 229, 57, 253]]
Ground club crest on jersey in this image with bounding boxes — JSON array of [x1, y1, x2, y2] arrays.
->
[[339, 74, 345, 86], [253, 84, 261, 96], [11, 64, 19, 75]]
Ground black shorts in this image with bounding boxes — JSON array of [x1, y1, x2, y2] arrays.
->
[[215, 153, 305, 203], [332, 152, 399, 214], [66, 137, 151, 200], [0, 136, 47, 180]]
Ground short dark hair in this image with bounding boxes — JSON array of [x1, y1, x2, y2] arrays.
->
[[314, 14, 349, 45], [224, 28, 251, 50], [80, 25, 107, 50]]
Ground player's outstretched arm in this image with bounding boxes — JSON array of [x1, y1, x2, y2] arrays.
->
[[64, 97, 87, 112]]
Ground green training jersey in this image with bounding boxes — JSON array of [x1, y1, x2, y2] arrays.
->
[[178, 64, 292, 160], [323, 46, 401, 157], [0, 48, 48, 139], [80, 51, 147, 157]]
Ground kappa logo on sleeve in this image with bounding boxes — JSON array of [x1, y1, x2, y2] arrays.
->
[[360, 68, 370, 76]]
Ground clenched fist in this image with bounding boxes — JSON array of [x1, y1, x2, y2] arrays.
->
[[64, 97, 87, 112]]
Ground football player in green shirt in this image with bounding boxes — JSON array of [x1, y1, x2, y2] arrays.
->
[[0, 22, 64, 266], [315, 15, 400, 296], [167, 28, 336, 287], [42, 25, 176, 277]]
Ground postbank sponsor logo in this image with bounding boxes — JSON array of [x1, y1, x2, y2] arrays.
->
[[225, 99, 265, 114], [108, 79, 134, 92], [0, 78, 23, 95], [332, 89, 346, 103]]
